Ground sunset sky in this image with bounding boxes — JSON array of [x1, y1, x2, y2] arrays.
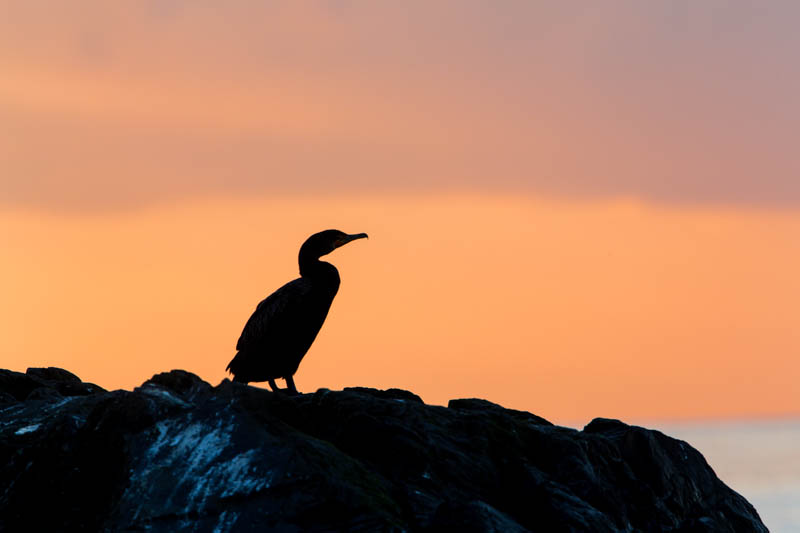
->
[[2, 1, 799, 423]]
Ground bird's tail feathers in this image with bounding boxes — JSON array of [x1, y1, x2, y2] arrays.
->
[[227, 352, 249, 384], [226, 353, 240, 375]]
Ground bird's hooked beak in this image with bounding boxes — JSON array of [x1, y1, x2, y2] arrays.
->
[[334, 232, 369, 249]]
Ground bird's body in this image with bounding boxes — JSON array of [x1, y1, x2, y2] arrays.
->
[[226, 230, 367, 393], [229, 272, 338, 383]]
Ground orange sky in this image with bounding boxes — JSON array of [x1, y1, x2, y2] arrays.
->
[[2, 2, 799, 423], [2, 195, 799, 423]]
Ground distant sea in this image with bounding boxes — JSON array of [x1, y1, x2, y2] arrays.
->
[[650, 418, 800, 533]]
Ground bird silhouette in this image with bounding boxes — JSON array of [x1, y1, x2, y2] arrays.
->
[[226, 229, 368, 393]]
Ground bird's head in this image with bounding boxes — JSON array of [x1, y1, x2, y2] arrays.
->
[[300, 229, 369, 260]]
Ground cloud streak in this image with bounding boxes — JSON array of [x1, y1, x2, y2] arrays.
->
[[2, 1, 799, 210]]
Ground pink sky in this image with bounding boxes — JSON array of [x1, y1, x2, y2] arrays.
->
[[2, 1, 799, 209]]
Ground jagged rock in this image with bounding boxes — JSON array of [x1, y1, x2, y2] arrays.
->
[[0, 369, 44, 401], [0, 367, 106, 402], [25, 366, 83, 384], [0, 368, 767, 532]]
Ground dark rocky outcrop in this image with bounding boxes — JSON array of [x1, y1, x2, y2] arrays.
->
[[0, 368, 767, 532]]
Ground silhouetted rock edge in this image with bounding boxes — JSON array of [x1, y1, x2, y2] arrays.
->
[[0, 368, 767, 532]]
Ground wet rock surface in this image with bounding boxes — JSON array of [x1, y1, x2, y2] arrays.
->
[[0, 368, 767, 532]]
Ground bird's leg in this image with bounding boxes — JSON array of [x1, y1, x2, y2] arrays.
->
[[267, 379, 280, 392], [285, 376, 299, 395]]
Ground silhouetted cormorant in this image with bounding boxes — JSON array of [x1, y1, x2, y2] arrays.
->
[[226, 229, 368, 393]]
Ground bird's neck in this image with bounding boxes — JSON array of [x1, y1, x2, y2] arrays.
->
[[299, 258, 340, 285]]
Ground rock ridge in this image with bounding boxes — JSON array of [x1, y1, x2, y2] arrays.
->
[[0, 368, 767, 532]]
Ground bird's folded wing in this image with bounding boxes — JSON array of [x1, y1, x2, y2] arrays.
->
[[235, 278, 313, 351]]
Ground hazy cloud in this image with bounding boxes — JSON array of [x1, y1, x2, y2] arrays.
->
[[2, 1, 799, 210]]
